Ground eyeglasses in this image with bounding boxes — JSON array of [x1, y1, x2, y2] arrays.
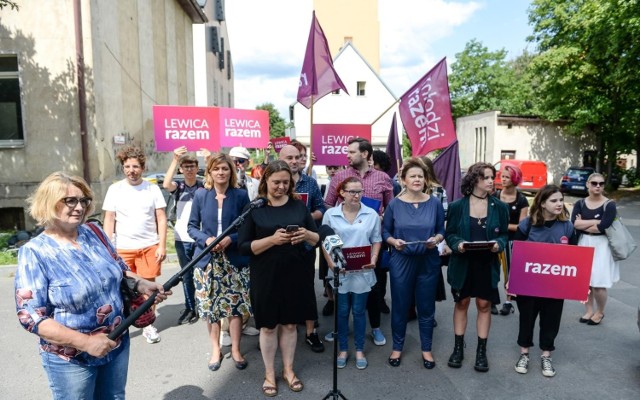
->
[[326, 166, 340, 171], [181, 164, 197, 170], [234, 158, 247, 164], [61, 197, 92, 208], [590, 181, 605, 187], [344, 190, 363, 196]]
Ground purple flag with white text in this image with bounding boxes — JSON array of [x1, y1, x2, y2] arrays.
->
[[399, 58, 456, 156], [385, 113, 401, 179], [432, 140, 462, 202], [297, 11, 349, 108]]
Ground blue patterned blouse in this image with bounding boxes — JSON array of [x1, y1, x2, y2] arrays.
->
[[14, 224, 130, 366]]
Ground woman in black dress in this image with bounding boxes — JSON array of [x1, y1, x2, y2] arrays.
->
[[238, 161, 319, 397]]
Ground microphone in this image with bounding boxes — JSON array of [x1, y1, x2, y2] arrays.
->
[[249, 197, 267, 209], [318, 225, 347, 268]]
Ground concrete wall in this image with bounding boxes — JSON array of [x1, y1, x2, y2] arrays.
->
[[0, 0, 207, 229], [456, 110, 598, 184]]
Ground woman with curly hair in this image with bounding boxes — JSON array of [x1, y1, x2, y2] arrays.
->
[[444, 162, 509, 372]]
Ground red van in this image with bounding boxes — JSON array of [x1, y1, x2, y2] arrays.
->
[[494, 160, 548, 193]]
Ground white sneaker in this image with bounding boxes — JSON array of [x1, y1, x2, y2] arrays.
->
[[220, 331, 232, 347], [541, 355, 556, 377], [242, 326, 260, 336], [515, 353, 529, 374], [324, 332, 335, 342], [142, 325, 160, 344]]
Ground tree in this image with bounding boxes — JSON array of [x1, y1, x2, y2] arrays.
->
[[256, 103, 286, 139], [448, 39, 534, 120], [528, 0, 640, 178], [0, 1, 18, 10]]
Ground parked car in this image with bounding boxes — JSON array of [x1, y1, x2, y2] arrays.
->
[[494, 159, 548, 193], [560, 167, 595, 195]]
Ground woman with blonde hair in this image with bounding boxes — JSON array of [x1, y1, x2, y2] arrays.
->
[[570, 172, 619, 325], [188, 153, 251, 371]]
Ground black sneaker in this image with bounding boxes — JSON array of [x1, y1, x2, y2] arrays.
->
[[177, 309, 194, 325], [188, 310, 199, 324], [322, 301, 334, 316], [306, 332, 325, 353], [491, 304, 499, 315]]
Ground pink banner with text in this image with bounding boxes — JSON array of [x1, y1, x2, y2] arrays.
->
[[311, 124, 371, 165], [153, 106, 270, 151], [509, 241, 594, 301]]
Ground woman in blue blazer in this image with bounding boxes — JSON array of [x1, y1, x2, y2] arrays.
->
[[445, 162, 509, 372], [188, 152, 251, 372]]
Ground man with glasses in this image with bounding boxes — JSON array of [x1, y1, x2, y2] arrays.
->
[[229, 146, 259, 200], [103, 145, 167, 344], [163, 146, 204, 325], [324, 138, 394, 347], [279, 144, 327, 352]]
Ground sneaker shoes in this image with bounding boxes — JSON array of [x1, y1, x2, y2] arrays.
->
[[242, 326, 260, 336], [177, 309, 194, 325], [322, 300, 335, 316], [371, 328, 386, 346], [142, 325, 161, 344], [491, 304, 499, 315], [188, 310, 199, 324], [500, 303, 514, 316], [324, 332, 335, 342], [220, 331, 232, 347], [305, 332, 325, 353], [541, 355, 556, 377], [515, 353, 529, 374]]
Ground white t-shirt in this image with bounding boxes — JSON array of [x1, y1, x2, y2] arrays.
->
[[102, 180, 167, 249]]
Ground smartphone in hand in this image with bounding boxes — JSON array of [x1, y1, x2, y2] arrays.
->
[[285, 225, 299, 233]]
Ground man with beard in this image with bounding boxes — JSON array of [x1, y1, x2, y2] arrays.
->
[[324, 138, 394, 347], [103, 145, 167, 344], [279, 145, 326, 353]]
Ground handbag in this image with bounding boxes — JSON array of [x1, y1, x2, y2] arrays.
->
[[86, 223, 156, 328], [603, 201, 637, 261]]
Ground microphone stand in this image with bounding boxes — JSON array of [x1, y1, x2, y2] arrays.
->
[[108, 201, 262, 340], [323, 256, 348, 400]]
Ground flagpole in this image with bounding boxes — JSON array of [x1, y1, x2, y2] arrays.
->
[[307, 95, 314, 175], [370, 98, 400, 126]]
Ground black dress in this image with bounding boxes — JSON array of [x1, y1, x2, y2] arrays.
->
[[458, 216, 500, 302], [237, 197, 318, 329]]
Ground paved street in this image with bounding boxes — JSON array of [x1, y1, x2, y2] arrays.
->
[[2, 195, 640, 399]]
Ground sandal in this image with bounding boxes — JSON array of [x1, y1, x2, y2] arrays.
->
[[282, 371, 304, 392], [261, 377, 277, 397]]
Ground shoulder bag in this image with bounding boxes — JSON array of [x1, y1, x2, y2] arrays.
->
[[86, 223, 156, 328], [603, 201, 637, 261]]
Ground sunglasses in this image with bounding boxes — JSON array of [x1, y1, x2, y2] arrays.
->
[[234, 158, 248, 164], [61, 197, 92, 208], [590, 181, 605, 187]]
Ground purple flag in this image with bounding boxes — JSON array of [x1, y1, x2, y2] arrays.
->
[[399, 58, 456, 156], [297, 11, 349, 109], [432, 140, 462, 202], [385, 113, 401, 179]]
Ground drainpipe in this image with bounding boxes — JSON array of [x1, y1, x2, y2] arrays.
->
[[74, 0, 90, 183]]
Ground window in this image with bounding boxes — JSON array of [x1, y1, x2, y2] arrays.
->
[[501, 150, 516, 160], [219, 38, 225, 70], [474, 126, 487, 162], [0, 55, 24, 147], [357, 81, 366, 96]]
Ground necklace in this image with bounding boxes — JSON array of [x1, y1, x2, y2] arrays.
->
[[471, 192, 488, 200]]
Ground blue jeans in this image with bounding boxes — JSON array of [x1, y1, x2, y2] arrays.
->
[[175, 241, 196, 311], [41, 339, 130, 399], [338, 291, 369, 352]]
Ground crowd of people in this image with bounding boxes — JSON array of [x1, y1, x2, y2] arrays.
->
[[13, 138, 620, 398]]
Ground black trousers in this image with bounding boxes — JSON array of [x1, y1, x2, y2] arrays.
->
[[367, 260, 387, 329], [516, 295, 564, 351]]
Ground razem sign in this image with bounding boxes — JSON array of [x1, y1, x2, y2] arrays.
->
[[153, 106, 270, 151], [509, 241, 594, 301], [311, 124, 371, 165], [153, 106, 219, 151]]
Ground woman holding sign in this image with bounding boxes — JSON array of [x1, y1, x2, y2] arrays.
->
[[513, 184, 577, 377], [383, 158, 445, 369], [445, 162, 509, 372], [570, 172, 619, 326], [321, 177, 382, 370]]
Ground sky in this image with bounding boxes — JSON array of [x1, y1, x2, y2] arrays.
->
[[226, 0, 533, 120]]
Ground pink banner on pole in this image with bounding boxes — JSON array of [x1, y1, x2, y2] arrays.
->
[[399, 58, 456, 156], [153, 105, 219, 151], [311, 124, 371, 166], [218, 107, 270, 148], [509, 241, 594, 301], [271, 137, 291, 153]]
